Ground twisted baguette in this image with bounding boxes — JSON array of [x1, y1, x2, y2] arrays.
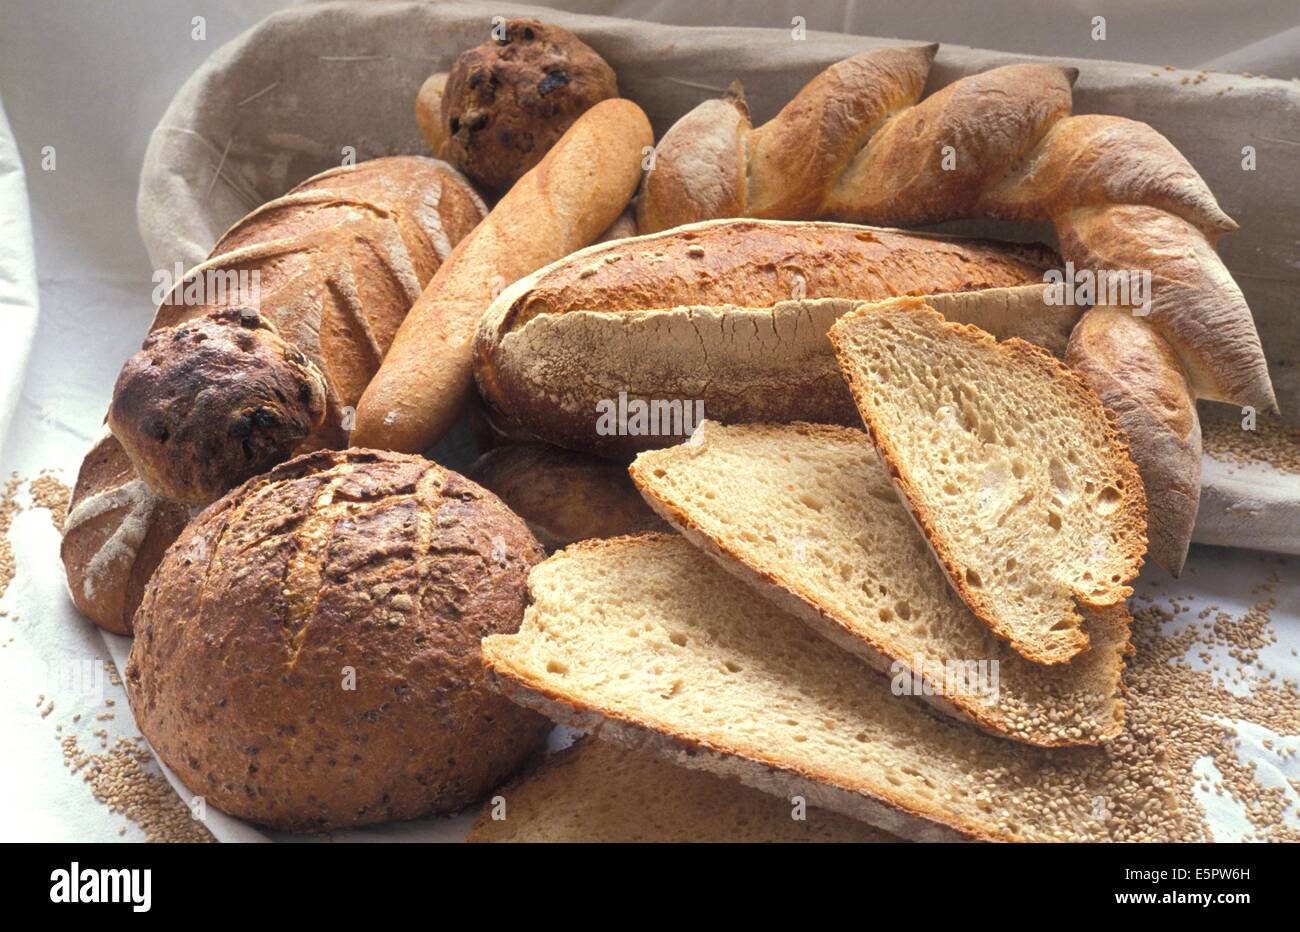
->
[[638, 48, 1275, 573]]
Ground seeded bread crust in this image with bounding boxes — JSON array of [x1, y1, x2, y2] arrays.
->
[[127, 449, 550, 831], [629, 421, 1130, 746], [830, 298, 1148, 665]]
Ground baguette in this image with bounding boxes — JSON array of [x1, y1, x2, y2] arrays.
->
[[467, 737, 896, 843], [829, 298, 1147, 665], [352, 99, 653, 453], [473, 218, 1062, 458], [481, 534, 1177, 842], [629, 421, 1129, 745], [638, 48, 1274, 574]]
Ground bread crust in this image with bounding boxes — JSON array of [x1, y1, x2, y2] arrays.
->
[[1067, 306, 1201, 575], [830, 298, 1148, 665], [473, 218, 1058, 458], [629, 421, 1129, 746], [60, 431, 191, 635], [126, 449, 550, 831]]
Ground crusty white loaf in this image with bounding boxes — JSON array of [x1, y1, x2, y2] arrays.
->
[[473, 219, 1063, 459]]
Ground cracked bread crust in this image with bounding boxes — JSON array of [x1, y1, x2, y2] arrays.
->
[[125, 448, 549, 831], [472, 219, 1058, 458]]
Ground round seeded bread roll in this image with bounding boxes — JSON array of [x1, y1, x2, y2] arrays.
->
[[108, 308, 328, 506], [125, 449, 550, 831], [442, 19, 618, 194]]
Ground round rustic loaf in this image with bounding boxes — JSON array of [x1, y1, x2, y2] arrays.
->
[[125, 449, 549, 831], [441, 19, 617, 194], [109, 308, 328, 505], [61, 431, 191, 636]]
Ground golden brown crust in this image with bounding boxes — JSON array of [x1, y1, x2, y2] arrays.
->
[[109, 309, 327, 505], [472, 219, 1057, 458], [351, 99, 654, 454], [467, 442, 665, 550], [830, 298, 1147, 666], [636, 87, 749, 234], [1067, 306, 1201, 575], [415, 72, 449, 157], [441, 19, 618, 195], [749, 46, 937, 219], [125, 449, 550, 831], [59, 431, 191, 635]]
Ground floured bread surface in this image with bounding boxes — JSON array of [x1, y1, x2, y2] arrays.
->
[[829, 298, 1147, 665], [482, 534, 1176, 842], [467, 737, 895, 843], [630, 421, 1129, 745]]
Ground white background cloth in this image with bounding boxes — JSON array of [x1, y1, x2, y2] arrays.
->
[[0, 0, 1297, 842]]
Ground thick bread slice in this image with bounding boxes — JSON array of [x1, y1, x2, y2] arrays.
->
[[629, 421, 1129, 746], [481, 534, 1176, 842], [829, 297, 1147, 665], [467, 737, 896, 843]]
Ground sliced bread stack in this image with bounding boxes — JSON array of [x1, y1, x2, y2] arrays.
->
[[481, 534, 1171, 842], [481, 293, 1156, 841], [629, 421, 1130, 746]]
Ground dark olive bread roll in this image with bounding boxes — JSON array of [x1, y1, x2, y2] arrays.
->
[[441, 19, 618, 194], [125, 449, 549, 831], [108, 308, 327, 506]]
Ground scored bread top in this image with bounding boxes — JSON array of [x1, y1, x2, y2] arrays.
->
[[629, 421, 1130, 746], [492, 218, 1057, 332], [481, 533, 1177, 842], [829, 297, 1147, 665], [467, 736, 896, 843]]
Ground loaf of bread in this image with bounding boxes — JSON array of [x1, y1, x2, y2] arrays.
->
[[467, 737, 896, 842], [473, 219, 1062, 458], [65, 157, 486, 634], [467, 442, 665, 551], [152, 156, 487, 450], [830, 298, 1147, 665], [60, 431, 191, 636], [351, 99, 653, 454], [630, 421, 1130, 745], [126, 449, 550, 831], [438, 19, 618, 195], [637, 48, 1274, 574], [109, 309, 328, 505], [482, 534, 1176, 842]]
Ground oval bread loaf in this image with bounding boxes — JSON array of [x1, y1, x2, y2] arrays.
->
[[473, 219, 1062, 458], [125, 449, 550, 831]]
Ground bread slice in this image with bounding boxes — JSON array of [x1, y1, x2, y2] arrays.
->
[[481, 534, 1176, 842], [829, 297, 1147, 665], [467, 737, 896, 843], [629, 421, 1129, 746]]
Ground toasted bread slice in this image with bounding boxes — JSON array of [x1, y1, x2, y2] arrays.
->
[[629, 421, 1129, 746], [481, 534, 1175, 842], [829, 297, 1147, 664], [467, 737, 896, 842]]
